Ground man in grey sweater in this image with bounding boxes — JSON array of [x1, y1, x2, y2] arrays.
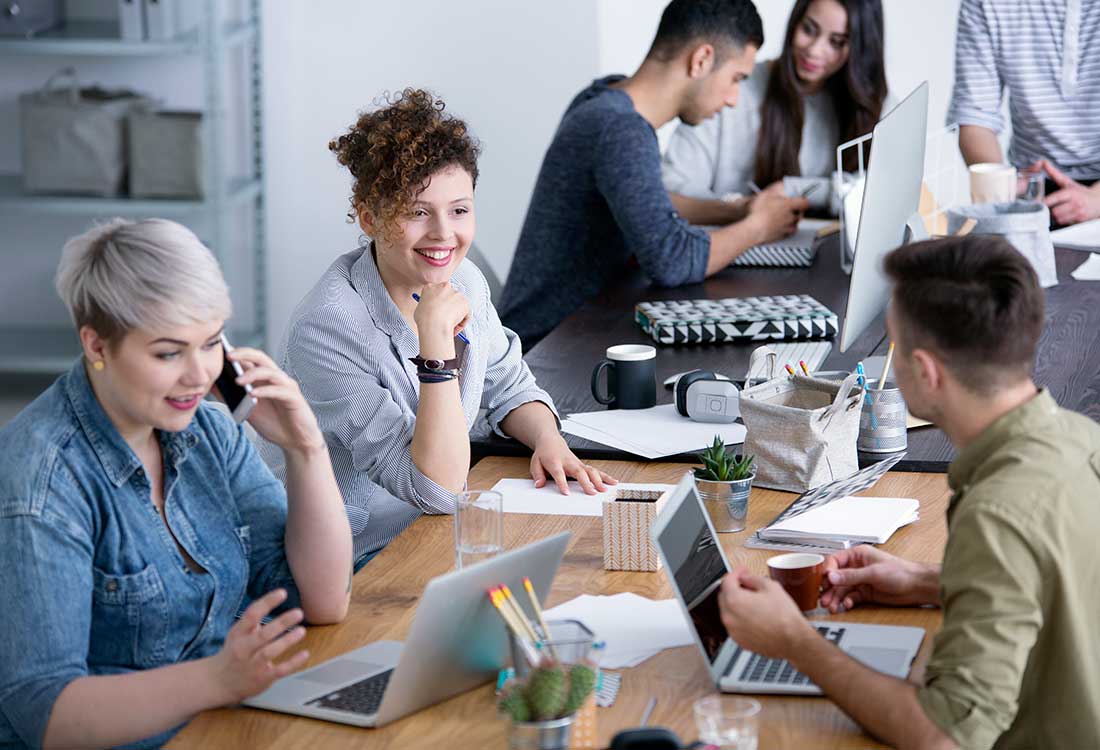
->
[[500, 0, 808, 350]]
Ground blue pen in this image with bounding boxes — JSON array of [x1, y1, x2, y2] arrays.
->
[[411, 293, 470, 344], [856, 361, 877, 429]]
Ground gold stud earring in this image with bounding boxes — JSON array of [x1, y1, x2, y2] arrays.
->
[[92, 360, 105, 371]]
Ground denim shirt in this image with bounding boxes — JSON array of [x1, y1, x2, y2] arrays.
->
[[0, 360, 299, 749]]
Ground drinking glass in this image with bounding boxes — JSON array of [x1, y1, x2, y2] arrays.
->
[[454, 490, 503, 569], [1018, 167, 1046, 203], [693, 695, 761, 750]]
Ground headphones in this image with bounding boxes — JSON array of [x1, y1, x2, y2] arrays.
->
[[674, 369, 739, 423]]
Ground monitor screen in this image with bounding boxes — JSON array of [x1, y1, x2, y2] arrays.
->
[[657, 485, 730, 664]]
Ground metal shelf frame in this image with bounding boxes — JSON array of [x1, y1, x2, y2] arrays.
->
[[0, 0, 266, 373]]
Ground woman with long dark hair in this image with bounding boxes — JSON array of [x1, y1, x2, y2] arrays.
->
[[662, 0, 888, 214]]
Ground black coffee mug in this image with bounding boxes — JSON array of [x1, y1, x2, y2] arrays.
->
[[591, 344, 657, 410]]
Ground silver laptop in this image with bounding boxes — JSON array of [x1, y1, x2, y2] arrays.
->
[[651, 473, 923, 695], [243, 532, 571, 726]]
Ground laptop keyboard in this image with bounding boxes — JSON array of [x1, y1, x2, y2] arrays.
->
[[732, 626, 845, 686], [306, 669, 394, 715]]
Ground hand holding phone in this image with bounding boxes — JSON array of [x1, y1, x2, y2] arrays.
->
[[214, 334, 257, 422]]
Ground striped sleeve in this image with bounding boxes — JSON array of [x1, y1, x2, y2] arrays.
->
[[947, 0, 1005, 132], [286, 306, 455, 515], [479, 290, 558, 437]]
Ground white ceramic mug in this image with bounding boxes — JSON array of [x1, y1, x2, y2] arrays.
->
[[969, 163, 1017, 204]]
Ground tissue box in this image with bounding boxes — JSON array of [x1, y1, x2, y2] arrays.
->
[[602, 488, 671, 572]]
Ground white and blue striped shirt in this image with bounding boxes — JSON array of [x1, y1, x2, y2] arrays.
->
[[260, 246, 556, 562], [947, 0, 1100, 180]]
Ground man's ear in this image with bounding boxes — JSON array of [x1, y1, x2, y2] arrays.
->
[[687, 43, 716, 79], [911, 347, 944, 393]]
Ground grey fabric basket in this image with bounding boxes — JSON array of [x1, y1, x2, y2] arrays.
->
[[128, 110, 204, 198], [945, 201, 1058, 288], [20, 69, 152, 197], [740, 346, 864, 493]]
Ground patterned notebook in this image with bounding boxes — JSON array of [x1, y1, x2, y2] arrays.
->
[[744, 453, 906, 553], [732, 244, 816, 268], [635, 294, 838, 346]]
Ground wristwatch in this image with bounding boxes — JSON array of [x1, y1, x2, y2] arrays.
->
[[409, 355, 461, 373]]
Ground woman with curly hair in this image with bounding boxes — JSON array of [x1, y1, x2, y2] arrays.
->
[[662, 0, 890, 212], [263, 89, 616, 568]]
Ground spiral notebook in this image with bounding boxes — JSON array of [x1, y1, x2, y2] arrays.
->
[[731, 219, 834, 268]]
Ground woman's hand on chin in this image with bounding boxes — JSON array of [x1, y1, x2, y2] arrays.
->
[[226, 347, 326, 456], [529, 433, 618, 496]]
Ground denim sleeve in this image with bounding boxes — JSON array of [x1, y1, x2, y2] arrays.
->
[[479, 284, 559, 438], [0, 502, 93, 747], [661, 117, 723, 200], [593, 119, 711, 287], [287, 310, 456, 515], [946, 0, 1004, 132], [209, 408, 301, 608]]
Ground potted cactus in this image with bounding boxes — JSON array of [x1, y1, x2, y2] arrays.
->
[[694, 435, 755, 533], [499, 661, 597, 750]]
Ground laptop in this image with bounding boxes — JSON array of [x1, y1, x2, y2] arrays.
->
[[243, 531, 571, 726], [651, 473, 923, 695]]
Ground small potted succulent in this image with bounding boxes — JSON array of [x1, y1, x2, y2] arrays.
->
[[499, 660, 597, 750], [694, 435, 755, 533]]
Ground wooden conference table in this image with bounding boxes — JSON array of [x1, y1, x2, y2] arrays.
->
[[474, 240, 1100, 473], [171, 456, 950, 749]]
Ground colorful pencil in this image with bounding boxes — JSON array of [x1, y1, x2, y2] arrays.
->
[[879, 343, 895, 391], [785, 363, 796, 377], [523, 577, 557, 658], [799, 359, 810, 376]]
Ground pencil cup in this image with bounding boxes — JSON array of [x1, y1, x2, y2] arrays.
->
[[602, 487, 672, 572], [509, 619, 596, 678], [857, 379, 907, 453]]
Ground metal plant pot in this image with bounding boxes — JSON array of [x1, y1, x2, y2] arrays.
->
[[508, 714, 576, 750], [695, 470, 755, 533]]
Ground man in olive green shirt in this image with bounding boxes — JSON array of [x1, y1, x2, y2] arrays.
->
[[718, 234, 1100, 750]]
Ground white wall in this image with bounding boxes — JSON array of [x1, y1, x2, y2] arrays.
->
[[259, 0, 967, 348]]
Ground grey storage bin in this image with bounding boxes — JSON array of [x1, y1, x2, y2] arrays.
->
[[946, 201, 1058, 288], [20, 69, 152, 197], [129, 110, 204, 198]]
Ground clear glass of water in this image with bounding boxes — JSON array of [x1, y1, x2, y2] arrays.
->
[[693, 694, 761, 750], [454, 490, 503, 569]]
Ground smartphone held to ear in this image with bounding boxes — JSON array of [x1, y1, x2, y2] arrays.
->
[[214, 334, 257, 423]]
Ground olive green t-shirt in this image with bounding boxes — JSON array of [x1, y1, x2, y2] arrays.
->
[[916, 390, 1100, 749]]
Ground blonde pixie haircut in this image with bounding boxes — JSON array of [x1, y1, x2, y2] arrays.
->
[[55, 218, 232, 341]]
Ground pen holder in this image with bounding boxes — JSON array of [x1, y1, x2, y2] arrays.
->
[[602, 488, 672, 572], [857, 379, 907, 453]]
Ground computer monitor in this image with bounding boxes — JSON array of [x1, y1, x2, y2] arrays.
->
[[838, 82, 929, 353]]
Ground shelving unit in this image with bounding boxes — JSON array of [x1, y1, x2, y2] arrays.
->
[[0, 0, 266, 373]]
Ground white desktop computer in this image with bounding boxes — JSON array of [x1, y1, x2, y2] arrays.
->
[[839, 82, 930, 353]]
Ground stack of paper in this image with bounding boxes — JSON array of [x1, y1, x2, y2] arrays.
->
[[562, 404, 747, 459], [490, 478, 676, 517], [759, 496, 919, 546], [542, 593, 693, 669], [1051, 218, 1100, 251]]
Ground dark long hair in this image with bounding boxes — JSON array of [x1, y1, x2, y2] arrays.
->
[[753, 0, 886, 186]]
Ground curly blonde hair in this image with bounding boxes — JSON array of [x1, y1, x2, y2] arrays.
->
[[329, 89, 481, 244]]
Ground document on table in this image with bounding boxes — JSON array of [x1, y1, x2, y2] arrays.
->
[[542, 593, 694, 669], [1071, 253, 1100, 281], [1052, 218, 1100, 251], [491, 478, 677, 517], [562, 404, 747, 459]]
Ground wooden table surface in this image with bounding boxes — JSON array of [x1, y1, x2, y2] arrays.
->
[[170, 457, 951, 750], [474, 241, 1100, 473]]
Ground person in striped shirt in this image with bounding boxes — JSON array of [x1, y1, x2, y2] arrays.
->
[[262, 90, 617, 568], [949, 0, 1100, 226]]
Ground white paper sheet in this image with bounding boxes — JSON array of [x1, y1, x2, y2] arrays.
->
[[491, 478, 676, 517], [543, 593, 694, 669], [1071, 253, 1100, 281], [562, 404, 747, 459], [1052, 218, 1100, 251]]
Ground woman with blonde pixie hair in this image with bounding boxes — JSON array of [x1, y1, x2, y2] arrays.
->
[[266, 89, 616, 567], [0, 218, 352, 749]]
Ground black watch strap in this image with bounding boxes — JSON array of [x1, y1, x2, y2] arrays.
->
[[409, 355, 461, 372]]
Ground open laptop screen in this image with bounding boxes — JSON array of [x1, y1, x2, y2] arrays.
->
[[656, 485, 730, 664]]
